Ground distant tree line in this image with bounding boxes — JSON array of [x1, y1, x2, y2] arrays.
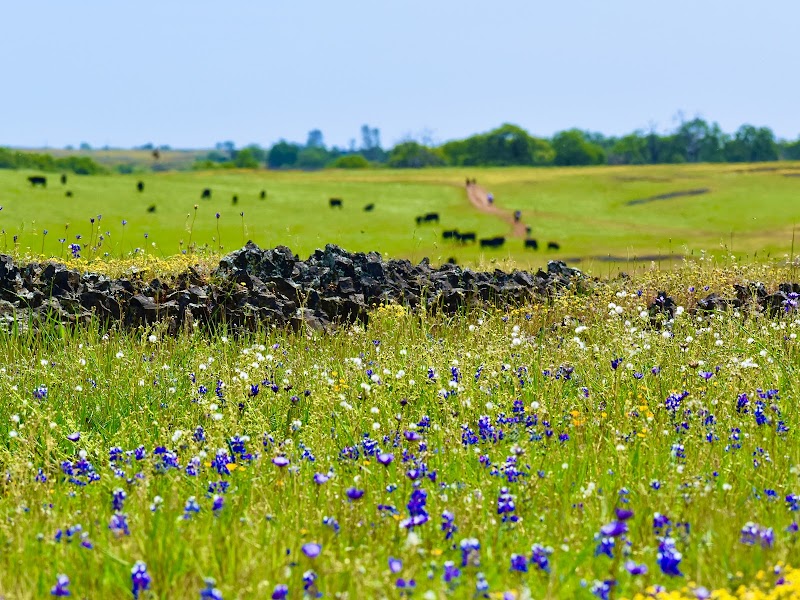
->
[[193, 118, 800, 171], [0, 147, 107, 175]]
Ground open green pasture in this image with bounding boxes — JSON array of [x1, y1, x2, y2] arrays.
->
[[1, 163, 799, 271]]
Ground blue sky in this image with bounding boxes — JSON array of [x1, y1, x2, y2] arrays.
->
[[2, 0, 798, 149]]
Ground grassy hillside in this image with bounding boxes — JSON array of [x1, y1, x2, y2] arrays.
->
[[1, 163, 799, 272]]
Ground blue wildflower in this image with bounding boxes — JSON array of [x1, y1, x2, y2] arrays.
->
[[131, 561, 151, 599], [51, 574, 71, 597]]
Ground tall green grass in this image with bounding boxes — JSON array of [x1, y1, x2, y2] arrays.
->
[[0, 257, 799, 598]]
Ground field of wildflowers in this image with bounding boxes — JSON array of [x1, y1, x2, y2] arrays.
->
[[1, 256, 800, 599]]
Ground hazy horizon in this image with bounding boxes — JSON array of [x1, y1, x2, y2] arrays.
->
[[2, 0, 799, 149]]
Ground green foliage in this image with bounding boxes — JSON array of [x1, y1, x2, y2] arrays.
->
[[0, 147, 107, 174], [387, 141, 446, 168], [295, 147, 331, 170], [781, 138, 800, 160], [552, 129, 606, 166], [330, 154, 370, 169], [267, 141, 301, 169], [723, 125, 779, 162], [441, 123, 554, 166]]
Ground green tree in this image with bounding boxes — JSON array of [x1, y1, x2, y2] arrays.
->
[[296, 147, 330, 170], [267, 141, 300, 169], [724, 125, 778, 162], [306, 129, 325, 148], [551, 130, 606, 166], [610, 133, 649, 164], [331, 154, 370, 169], [387, 142, 446, 168], [780, 137, 800, 160]]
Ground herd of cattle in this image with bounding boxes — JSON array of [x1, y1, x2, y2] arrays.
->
[[24, 174, 561, 253]]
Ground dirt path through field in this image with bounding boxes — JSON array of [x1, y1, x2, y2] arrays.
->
[[465, 183, 528, 238]]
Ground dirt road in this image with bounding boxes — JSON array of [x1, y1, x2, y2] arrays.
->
[[465, 183, 528, 238]]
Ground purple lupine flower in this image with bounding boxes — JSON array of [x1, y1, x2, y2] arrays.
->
[[510, 553, 528, 572], [530, 544, 552, 572], [595, 535, 615, 558], [302, 570, 321, 598], [271, 584, 288, 599], [346, 487, 364, 501], [109, 513, 130, 537], [497, 487, 518, 523], [625, 560, 648, 575], [656, 537, 683, 576], [389, 557, 402, 574], [200, 578, 223, 600], [740, 522, 774, 548], [51, 574, 71, 596], [272, 456, 290, 468], [212, 495, 224, 515], [131, 561, 151, 599], [611, 358, 622, 370], [443, 561, 461, 583], [66, 432, 80, 442], [615, 507, 634, 521], [313, 472, 329, 485], [400, 488, 429, 529], [591, 579, 616, 600], [377, 452, 394, 466], [183, 496, 201, 519], [302, 543, 322, 558], [459, 537, 480, 567], [112, 488, 126, 512], [600, 521, 628, 537]]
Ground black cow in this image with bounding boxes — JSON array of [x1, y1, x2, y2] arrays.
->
[[137, 181, 144, 192], [60, 174, 67, 185], [363, 203, 375, 212], [232, 195, 238, 205], [329, 198, 343, 208], [260, 190, 267, 199], [547, 241, 561, 251], [28, 176, 47, 187], [152, 149, 160, 160], [524, 239, 539, 250], [480, 236, 506, 248], [442, 229, 459, 240], [65, 191, 73, 198], [201, 188, 212, 199], [147, 205, 156, 213], [456, 231, 476, 243]]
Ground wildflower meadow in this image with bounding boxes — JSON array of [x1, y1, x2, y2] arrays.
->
[[1, 252, 799, 599]]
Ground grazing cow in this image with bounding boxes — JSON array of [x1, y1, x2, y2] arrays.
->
[[260, 190, 267, 199], [147, 205, 156, 213], [232, 195, 238, 205], [28, 176, 47, 187], [524, 239, 539, 250], [201, 188, 212, 199], [514, 210, 522, 222], [152, 149, 160, 160], [60, 174, 67, 185], [65, 191, 73, 198], [547, 241, 560, 251], [137, 181, 144, 192], [456, 231, 476, 243], [329, 198, 343, 208], [480, 236, 506, 248], [363, 203, 375, 212], [442, 229, 459, 240], [423, 212, 439, 223]]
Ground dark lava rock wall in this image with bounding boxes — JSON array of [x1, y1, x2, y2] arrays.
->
[[0, 243, 585, 333]]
